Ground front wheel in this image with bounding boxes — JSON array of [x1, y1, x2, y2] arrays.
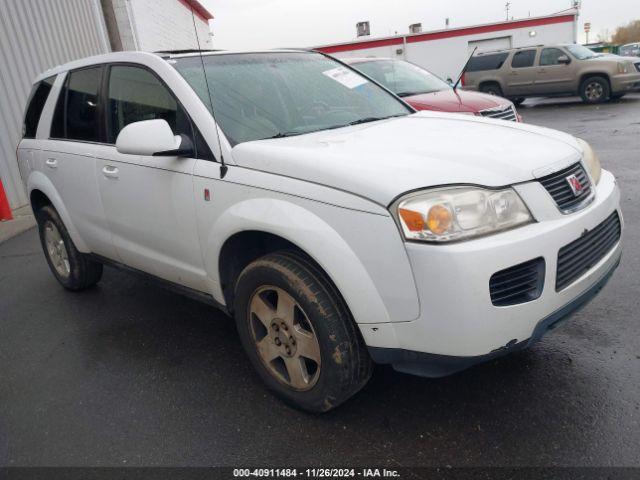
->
[[579, 76, 610, 104], [36, 205, 103, 290], [480, 83, 503, 97], [233, 251, 372, 413]]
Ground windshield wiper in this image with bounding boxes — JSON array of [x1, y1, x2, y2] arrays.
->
[[397, 91, 428, 97], [265, 115, 406, 139], [347, 115, 403, 126], [262, 131, 304, 140]]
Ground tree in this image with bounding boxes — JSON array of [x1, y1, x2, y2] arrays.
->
[[611, 20, 640, 44]]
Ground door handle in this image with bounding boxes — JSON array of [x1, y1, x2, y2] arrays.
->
[[102, 165, 119, 179], [45, 158, 58, 169]]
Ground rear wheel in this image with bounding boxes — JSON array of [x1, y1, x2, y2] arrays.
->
[[233, 251, 372, 413], [579, 76, 610, 103], [36, 205, 103, 290], [480, 83, 503, 97]]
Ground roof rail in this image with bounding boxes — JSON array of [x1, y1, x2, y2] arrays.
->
[[475, 48, 510, 55], [475, 44, 561, 55]]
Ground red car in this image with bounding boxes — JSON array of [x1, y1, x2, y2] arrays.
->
[[344, 57, 521, 122]]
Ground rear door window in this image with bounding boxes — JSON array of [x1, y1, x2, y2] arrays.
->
[[23, 76, 56, 138], [51, 66, 104, 142], [467, 53, 509, 72], [511, 50, 537, 68]]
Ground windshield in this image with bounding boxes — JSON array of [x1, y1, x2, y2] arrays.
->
[[352, 59, 451, 97], [171, 52, 411, 145], [565, 45, 597, 60]]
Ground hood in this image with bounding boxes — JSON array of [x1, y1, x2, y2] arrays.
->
[[587, 53, 627, 63], [405, 89, 511, 113], [231, 111, 582, 206]]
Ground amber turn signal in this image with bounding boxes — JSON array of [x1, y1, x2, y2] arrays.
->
[[426, 205, 452, 235], [398, 208, 425, 232]]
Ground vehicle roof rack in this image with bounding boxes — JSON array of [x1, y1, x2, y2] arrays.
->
[[476, 44, 555, 55]]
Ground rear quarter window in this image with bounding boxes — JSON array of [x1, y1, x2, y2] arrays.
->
[[23, 76, 56, 138], [467, 53, 509, 72]]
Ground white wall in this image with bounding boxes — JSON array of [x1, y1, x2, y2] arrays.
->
[[334, 20, 575, 82], [0, 0, 110, 208], [128, 0, 212, 52], [109, 0, 139, 50]]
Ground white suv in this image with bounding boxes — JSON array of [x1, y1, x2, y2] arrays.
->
[[18, 50, 622, 412]]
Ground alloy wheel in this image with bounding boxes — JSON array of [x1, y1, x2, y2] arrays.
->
[[248, 286, 321, 391], [585, 81, 604, 101], [44, 221, 70, 278]]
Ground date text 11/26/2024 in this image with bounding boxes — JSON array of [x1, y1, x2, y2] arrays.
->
[[233, 468, 401, 478]]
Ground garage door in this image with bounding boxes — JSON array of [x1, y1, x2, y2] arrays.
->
[[468, 37, 512, 54]]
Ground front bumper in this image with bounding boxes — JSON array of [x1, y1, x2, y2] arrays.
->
[[369, 253, 620, 377], [361, 169, 622, 375], [611, 72, 640, 93]]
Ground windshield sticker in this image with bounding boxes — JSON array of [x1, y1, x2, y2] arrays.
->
[[322, 67, 368, 89]]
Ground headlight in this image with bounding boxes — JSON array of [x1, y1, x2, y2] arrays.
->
[[617, 61, 634, 74], [393, 187, 533, 242], [576, 138, 601, 184]]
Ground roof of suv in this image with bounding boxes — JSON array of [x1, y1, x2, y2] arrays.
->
[[473, 44, 575, 56], [33, 49, 315, 83]]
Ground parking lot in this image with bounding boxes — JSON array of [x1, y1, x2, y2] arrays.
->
[[1, 94, 639, 468]]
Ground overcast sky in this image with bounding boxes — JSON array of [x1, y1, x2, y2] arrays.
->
[[200, 0, 636, 50]]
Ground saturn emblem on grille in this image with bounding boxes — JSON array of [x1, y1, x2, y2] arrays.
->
[[566, 174, 584, 196]]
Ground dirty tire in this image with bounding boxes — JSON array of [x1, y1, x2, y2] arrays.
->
[[579, 76, 610, 104], [36, 205, 103, 290], [234, 251, 373, 413], [480, 83, 503, 97]]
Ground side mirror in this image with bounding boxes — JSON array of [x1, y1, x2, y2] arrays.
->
[[115, 119, 194, 157], [557, 55, 571, 65]]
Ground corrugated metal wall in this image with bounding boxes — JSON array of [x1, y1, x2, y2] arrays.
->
[[0, 0, 110, 209]]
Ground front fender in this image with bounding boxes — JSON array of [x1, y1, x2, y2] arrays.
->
[[204, 198, 410, 325], [27, 171, 90, 252]]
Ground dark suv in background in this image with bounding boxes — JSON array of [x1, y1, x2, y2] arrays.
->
[[463, 44, 640, 104]]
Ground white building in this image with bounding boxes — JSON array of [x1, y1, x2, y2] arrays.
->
[[316, 11, 578, 82], [102, 0, 214, 52], [0, 0, 110, 211], [0, 0, 214, 212]]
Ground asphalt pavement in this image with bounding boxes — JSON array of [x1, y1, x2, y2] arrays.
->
[[1, 94, 639, 468]]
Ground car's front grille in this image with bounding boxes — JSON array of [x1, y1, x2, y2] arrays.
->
[[490, 257, 545, 306], [479, 105, 517, 122], [556, 212, 621, 291], [538, 162, 593, 213]]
